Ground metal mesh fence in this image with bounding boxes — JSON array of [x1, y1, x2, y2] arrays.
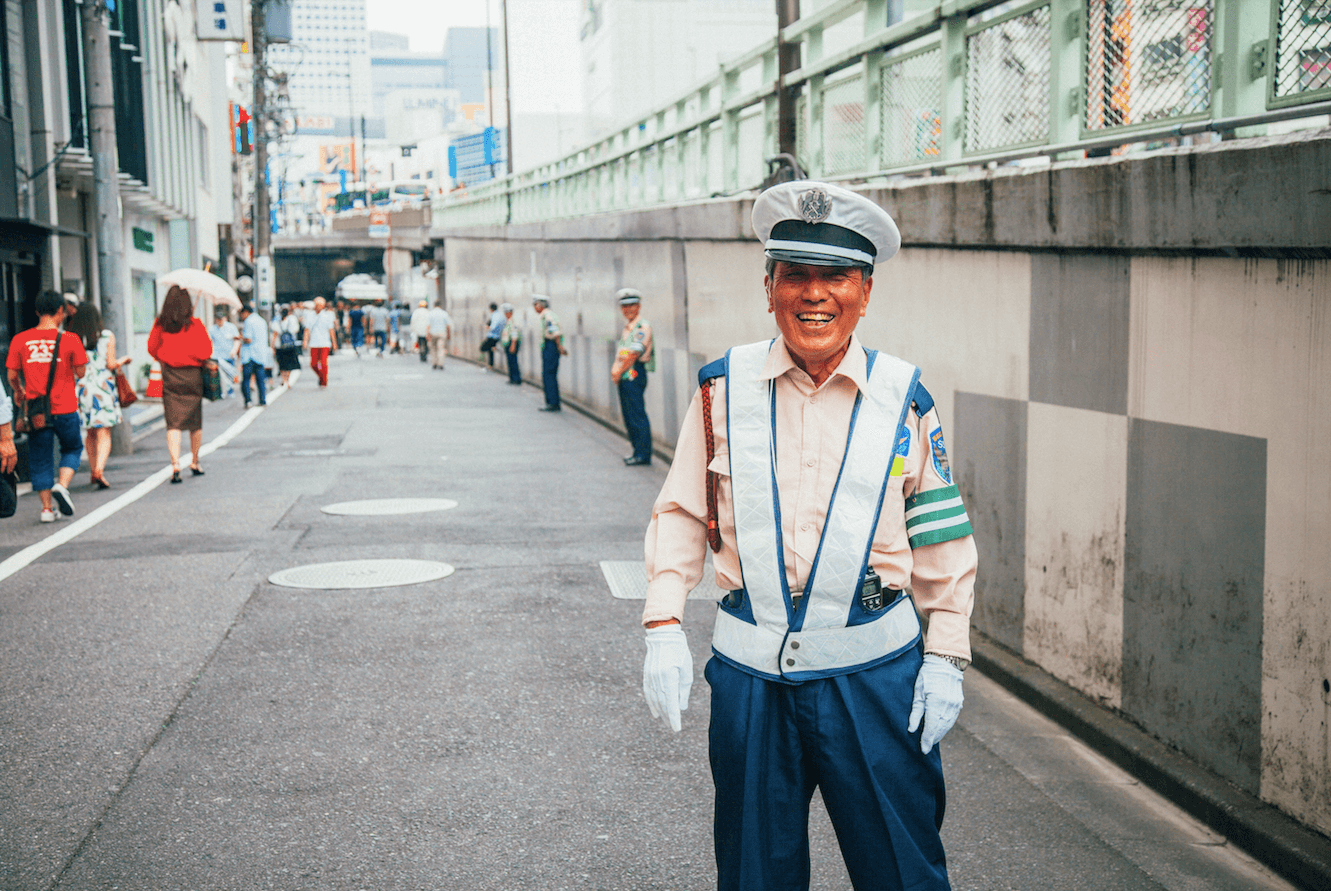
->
[[880, 47, 944, 166], [965, 5, 1052, 152], [1085, 0, 1214, 130], [1275, 0, 1331, 98], [822, 73, 867, 175], [737, 108, 766, 188]]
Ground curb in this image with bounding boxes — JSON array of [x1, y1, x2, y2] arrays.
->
[[971, 632, 1331, 891]]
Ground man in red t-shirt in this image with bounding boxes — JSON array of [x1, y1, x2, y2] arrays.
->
[[5, 290, 88, 523]]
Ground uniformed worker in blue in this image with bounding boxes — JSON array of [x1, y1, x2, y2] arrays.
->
[[532, 294, 567, 412], [640, 180, 977, 891], [499, 303, 521, 385], [611, 288, 654, 466]]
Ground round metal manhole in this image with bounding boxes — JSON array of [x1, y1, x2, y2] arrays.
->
[[269, 559, 455, 590], [321, 498, 458, 516]]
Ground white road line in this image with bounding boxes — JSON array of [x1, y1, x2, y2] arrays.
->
[[0, 372, 298, 584]]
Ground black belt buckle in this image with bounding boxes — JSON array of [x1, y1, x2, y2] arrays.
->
[[860, 568, 883, 612]]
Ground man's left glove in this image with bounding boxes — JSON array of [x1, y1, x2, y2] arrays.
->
[[642, 625, 693, 733], [907, 654, 965, 754]]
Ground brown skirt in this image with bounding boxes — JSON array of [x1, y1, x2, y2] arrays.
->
[[162, 364, 204, 431]]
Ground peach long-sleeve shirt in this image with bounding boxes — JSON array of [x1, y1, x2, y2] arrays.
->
[[643, 334, 977, 661]]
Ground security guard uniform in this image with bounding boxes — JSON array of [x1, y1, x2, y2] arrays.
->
[[613, 288, 654, 465], [641, 181, 977, 891]]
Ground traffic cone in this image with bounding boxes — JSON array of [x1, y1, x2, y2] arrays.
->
[[145, 362, 163, 398]]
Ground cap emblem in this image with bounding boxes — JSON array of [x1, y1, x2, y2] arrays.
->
[[798, 188, 832, 224]]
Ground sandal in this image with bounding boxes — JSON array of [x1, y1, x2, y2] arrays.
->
[[190, 466, 205, 477], [170, 469, 182, 484]]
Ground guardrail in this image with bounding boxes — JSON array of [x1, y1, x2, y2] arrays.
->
[[434, 0, 1331, 229]]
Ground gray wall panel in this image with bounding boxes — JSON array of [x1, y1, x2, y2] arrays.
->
[[1029, 254, 1130, 415], [1123, 419, 1266, 793], [953, 392, 1027, 653]]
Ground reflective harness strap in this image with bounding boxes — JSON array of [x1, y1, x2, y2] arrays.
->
[[701, 379, 722, 553]]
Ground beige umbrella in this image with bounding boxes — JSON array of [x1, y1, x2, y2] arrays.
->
[[159, 268, 243, 308]]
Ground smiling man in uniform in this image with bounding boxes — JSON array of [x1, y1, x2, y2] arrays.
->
[[640, 180, 977, 891]]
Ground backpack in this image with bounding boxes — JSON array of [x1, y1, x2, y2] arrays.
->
[[280, 328, 297, 348]]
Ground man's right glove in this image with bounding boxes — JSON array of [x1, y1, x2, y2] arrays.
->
[[642, 624, 693, 732]]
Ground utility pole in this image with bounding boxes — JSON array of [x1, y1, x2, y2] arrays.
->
[[253, 0, 273, 317], [80, 0, 132, 455], [776, 0, 800, 160]]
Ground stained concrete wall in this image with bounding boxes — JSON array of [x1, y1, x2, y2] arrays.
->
[[435, 130, 1331, 838]]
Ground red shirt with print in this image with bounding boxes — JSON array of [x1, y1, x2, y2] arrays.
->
[[5, 329, 88, 415]]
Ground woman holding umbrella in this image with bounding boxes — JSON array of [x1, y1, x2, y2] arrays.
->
[[148, 286, 213, 483]]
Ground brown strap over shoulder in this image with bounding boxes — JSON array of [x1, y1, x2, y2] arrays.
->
[[700, 379, 722, 553]]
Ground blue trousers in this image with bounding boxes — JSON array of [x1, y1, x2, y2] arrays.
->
[[541, 340, 561, 408], [27, 412, 83, 491], [617, 366, 651, 460], [506, 349, 522, 384], [706, 648, 951, 891], [240, 360, 267, 405]]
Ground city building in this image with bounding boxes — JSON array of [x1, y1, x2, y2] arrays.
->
[[1, 0, 233, 381]]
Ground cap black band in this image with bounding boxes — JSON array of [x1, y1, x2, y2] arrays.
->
[[769, 220, 877, 259]]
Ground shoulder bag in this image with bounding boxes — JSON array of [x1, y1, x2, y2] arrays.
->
[[15, 332, 61, 434]]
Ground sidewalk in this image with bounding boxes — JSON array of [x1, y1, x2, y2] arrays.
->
[[0, 353, 1305, 890]]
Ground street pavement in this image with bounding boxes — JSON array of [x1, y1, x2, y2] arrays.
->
[[0, 350, 1301, 890]]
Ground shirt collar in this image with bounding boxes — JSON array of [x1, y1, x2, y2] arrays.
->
[[759, 333, 870, 393]]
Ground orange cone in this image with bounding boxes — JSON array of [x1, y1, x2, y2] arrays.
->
[[145, 362, 163, 398]]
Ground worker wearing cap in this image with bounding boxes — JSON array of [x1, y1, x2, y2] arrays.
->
[[640, 181, 976, 891], [611, 288, 654, 465], [499, 303, 521, 385], [532, 295, 566, 412]]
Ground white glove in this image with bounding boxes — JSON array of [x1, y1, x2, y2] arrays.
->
[[907, 654, 965, 754], [642, 624, 693, 732]]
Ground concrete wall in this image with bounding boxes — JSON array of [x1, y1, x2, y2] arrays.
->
[[435, 130, 1331, 838]]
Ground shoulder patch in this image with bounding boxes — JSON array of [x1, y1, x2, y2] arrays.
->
[[895, 426, 911, 457], [929, 426, 952, 484]]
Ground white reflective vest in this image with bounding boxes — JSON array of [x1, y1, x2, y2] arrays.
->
[[710, 340, 924, 681]]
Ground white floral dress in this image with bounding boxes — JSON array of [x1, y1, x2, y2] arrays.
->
[[77, 329, 123, 429]]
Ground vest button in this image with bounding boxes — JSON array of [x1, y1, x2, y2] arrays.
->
[[786, 658, 795, 667], [790, 641, 800, 649]]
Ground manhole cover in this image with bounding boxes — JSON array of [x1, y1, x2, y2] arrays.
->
[[321, 498, 458, 516], [600, 560, 725, 601], [269, 559, 455, 589]]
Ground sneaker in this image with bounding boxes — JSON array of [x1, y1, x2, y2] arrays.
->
[[40, 509, 55, 523], [51, 483, 75, 516]]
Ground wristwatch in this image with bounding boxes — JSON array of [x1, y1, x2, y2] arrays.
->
[[927, 652, 969, 672]]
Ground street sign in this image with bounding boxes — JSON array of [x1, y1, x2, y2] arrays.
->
[[369, 210, 389, 239]]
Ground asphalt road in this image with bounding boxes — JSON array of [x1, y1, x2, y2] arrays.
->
[[0, 350, 1299, 890]]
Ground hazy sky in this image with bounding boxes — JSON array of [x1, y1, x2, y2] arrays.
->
[[365, 0, 585, 113]]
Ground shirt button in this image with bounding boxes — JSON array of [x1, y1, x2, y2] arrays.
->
[[801, 522, 811, 531], [806, 458, 816, 467]]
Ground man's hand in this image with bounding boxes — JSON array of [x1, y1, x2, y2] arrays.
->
[[643, 624, 693, 732], [0, 424, 16, 474], [907, 654, 964, 754]]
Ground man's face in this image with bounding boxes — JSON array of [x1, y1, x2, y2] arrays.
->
[[765, 261, 873, 369], [534, 301, 547, 313], [314, 298, 326, 312], [504, 309, 513, 319], [620, 303, 640, 323]]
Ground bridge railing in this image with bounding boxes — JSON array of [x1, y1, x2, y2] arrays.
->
[[433, 0, 1331, 229]]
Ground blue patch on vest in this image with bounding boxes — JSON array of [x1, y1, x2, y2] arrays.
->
[[912, 382, 934, 417], [698, 357, 727, 387], [895, 426, 911, 457], [929, 426, 952, 484]]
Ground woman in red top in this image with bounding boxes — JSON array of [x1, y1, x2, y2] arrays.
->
[[147, 286, 213, 483]]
